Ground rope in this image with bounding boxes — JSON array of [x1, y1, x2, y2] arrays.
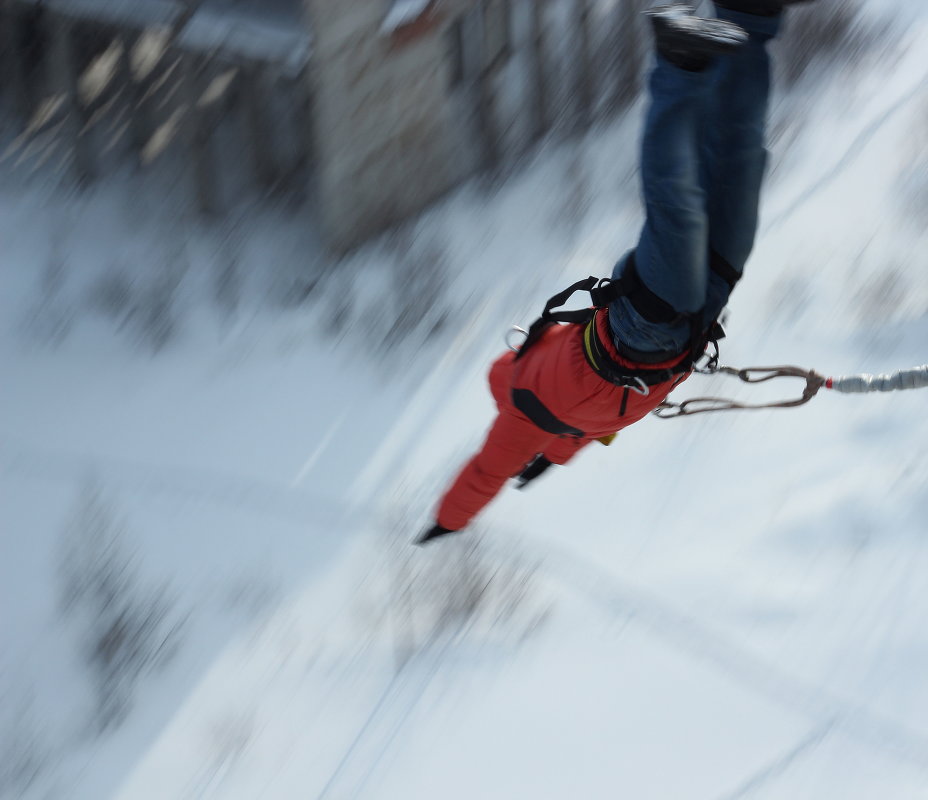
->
[[827, 365, 928, 394], [655, 365, 827, 418], [657, 363, 928, 418]]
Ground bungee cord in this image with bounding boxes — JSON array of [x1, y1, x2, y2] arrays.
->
[[655, 364, 928, 418]]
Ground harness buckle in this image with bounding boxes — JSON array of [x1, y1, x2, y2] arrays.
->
[[695, 339, 721, 374]]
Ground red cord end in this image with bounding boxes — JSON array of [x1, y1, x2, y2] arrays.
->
[[825, 377, 834, 389]]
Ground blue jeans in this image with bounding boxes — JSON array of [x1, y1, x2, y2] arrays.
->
[[608, 8, 781, 357]]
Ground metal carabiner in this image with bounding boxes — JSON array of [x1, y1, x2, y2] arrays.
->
[[505, 325, 528, 353], [694, 339, 721, 375]]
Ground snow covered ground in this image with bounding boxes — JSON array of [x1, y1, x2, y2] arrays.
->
[[3, 4, 928, 798]]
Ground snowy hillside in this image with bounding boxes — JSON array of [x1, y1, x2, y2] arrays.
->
[[2, 3, 928, 799]]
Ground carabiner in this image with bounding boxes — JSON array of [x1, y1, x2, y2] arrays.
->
[[505, 325, 528, 353]]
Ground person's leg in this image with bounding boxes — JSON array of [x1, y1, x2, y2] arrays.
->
[[543, 435, 593, 466], [609, 10, 745, 357], [433, 349, 554, 531], [434, 409, 555, 531], [700, 8, 782, 325], [512, 435, 594, 490]]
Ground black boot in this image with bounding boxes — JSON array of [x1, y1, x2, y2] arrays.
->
[[514, 454, 553, 490], [415, 523, 458, 545], [646, 4, 748, 71], [715, 0, 815, 16]]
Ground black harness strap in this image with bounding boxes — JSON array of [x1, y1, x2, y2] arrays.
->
[[511, 388, 586, 437], [709, 248, 741, 292], [514, 251, 726, 393], [582, 311, 685, 388], [616, 250, 681, 325], [619, 387, 630, 417], [516, 274, 632, 361], [514, 257, 664, 362]]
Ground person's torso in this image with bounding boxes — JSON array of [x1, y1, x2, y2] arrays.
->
[[511, 311, 688, 436]]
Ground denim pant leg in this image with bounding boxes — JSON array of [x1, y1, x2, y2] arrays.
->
[[609, 55, 715, 356], [702, 8, 781, 326]]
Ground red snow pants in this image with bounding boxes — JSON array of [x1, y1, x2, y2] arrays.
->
[[435, 311, 689, 531]]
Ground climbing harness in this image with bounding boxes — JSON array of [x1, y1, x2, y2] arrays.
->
[[511, 252, 723, 391], [655, 363, 928, 418], [505, 257, 927, 422]]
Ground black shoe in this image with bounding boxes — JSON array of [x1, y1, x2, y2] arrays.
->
[[646, 5, 748, 71], [415, 523, 457, 545], [514, 454, 553, 489], [714, 0, 815, 17]]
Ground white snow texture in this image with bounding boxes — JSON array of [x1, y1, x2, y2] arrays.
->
[[2, 3, 928, 799]]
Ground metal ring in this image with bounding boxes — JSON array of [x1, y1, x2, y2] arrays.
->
[[505, 325, 528, 352]]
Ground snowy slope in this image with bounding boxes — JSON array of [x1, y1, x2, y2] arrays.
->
[[3, 5, 928, 799]]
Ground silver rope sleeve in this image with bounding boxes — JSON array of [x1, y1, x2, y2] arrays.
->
[[828, 365, 928, 394]]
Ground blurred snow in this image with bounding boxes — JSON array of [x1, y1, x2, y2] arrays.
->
[[2, 3, 928, 799], [381, 0, 435, 34]]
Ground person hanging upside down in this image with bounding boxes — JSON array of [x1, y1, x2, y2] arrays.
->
[[418, 0, 813, 544]]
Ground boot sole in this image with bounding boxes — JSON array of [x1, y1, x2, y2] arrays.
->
[[647, 10, 749, 57]]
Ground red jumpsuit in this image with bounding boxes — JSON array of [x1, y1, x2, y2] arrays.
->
[[435, 310, 689, 531]]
